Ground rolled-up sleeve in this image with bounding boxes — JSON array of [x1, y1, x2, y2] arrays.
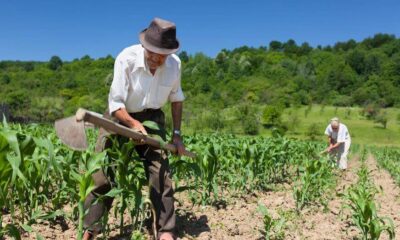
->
[[168, 62, 185, 102], [108, 57, 129, 115]]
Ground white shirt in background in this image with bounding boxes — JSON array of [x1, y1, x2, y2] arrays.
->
[[324, 123, 351, 143]]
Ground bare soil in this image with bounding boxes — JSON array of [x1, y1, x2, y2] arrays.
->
[[366, 154, 400, 240], [3, 154, 400, 240]]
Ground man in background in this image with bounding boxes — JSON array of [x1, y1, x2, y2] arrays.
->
[[324, 117, 351, 170]]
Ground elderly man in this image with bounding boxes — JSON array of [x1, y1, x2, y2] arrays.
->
[[324, 117, 351, 170], [83, 18, 185, 240]]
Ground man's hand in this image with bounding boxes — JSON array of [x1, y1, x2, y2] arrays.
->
[[326, 143, 334, 152], [172, 134, 185, 156], [129, 120, 147, 145], [327, 146, 333, 153], [131, 119, 148, 136], [113, 108, 148, 136]]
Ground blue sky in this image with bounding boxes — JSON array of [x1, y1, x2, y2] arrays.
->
[[0, 0, 399, 61]]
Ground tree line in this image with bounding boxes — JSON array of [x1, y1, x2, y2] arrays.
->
[[1, 33, 399, 125]]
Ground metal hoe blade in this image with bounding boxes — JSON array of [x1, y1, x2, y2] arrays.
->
[[55, 116, 88, 151]]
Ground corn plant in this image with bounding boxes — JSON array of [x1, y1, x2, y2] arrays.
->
[[343, 152, 395, 240], [371, 146, 400, 186], [196, 143, 221, 205], [293, 155, 336, 211], [257, 204, 286, 240], [70, 151, 105, 240], [0, 121, 60, 239], [106, 136, 148, 236], [3, 122, 380, 239]]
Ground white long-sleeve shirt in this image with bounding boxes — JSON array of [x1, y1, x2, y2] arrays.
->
[[108, 44, 185, 115]]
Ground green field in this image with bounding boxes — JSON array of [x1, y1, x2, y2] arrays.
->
[[1, 122, 398, 239], [181, 105, 400, 147], [281, 105, 400, 147]]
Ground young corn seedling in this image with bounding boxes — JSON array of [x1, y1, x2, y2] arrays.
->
[[70, 151, 105, 240], [343, 159, 395, 240], [293, 155, 336, 211], [257, 204, 286, 240]]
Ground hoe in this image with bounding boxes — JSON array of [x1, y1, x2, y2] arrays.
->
[[54, 108, 196, 158]]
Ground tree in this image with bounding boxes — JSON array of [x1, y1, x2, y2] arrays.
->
[[346, 49, 366, 74], [374, 112, 388, 129], [30, 97, 64, 121], [364, 52, 383, 75], [243, 116, 259, 135], [283, 39, 298, 55], [178, 51, 189, 63], [6, 89, 30, 110], [326, 64, 357, 95], [298, 42, 313, 55], [361, 104, 381, 120], [237, 104, 260, 135], [48, 56, 63, 70], [24, 62, 35, 72], [306, 123, 320, 141], [287, 111, 301, 133], [262, 105, 282, 127], [1, 74, 10, 84], [215, 50, 228, 70], [362, 33, 395, 49], [269, 41, 283, 51], [333, 39, 357, 51]]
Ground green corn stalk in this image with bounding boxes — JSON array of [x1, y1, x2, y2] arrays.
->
[[107, 120, 159, 236], [293, 155, 335, 211], [70, 151, 105, 240], [257, 204, 286, 240], [198, 143, 220, 205], [0, 121, 61, 238], [372, 147, 400, 186], [344, 159, 395, 240]]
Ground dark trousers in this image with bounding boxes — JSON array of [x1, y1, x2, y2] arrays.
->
[[83, 109, 176, 236]]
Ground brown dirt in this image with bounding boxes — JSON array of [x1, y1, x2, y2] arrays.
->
[[3, 153, 400, 240], [366, 154, 400, 240]]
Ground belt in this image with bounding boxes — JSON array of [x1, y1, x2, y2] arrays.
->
[[131, 108, 161, 114]]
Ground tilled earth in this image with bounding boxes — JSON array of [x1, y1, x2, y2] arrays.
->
[[3, 154, 400, 240]]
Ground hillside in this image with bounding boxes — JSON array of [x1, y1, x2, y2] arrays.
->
[[1, 33, 400, 131]]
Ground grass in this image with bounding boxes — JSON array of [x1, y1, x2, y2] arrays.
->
[[281, 105, 400, 147], [166, 103, 400, 148]]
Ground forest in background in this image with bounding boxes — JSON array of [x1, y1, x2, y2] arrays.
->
[[1, 33, 400, 135]]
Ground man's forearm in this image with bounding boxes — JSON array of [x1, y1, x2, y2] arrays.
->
[[113, 108, 148, 135], [113, 108, 135, 128], [171, 101, 183, 132], [332, 142, 343, 149]]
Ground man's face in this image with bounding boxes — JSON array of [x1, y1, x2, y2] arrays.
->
[[144, 48, 168, 71], [331, 124, 339, 132]]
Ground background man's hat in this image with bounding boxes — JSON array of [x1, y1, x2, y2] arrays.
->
[[139, 17, 180, 55]]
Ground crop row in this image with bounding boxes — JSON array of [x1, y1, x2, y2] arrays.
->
[[0, 122, 337, 239]]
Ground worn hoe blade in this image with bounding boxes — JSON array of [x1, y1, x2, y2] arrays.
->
[[55, 116, 88, 151]]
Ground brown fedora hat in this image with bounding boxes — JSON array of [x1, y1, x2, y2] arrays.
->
[[139, 18, 180, 55]]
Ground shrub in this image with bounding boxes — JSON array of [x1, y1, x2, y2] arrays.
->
[[262, 105, 282, 127], [306, 123, 321, 141], [374, 112, 388, 129]]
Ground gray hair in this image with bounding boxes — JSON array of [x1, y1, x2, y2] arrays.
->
[[330, 117, 340, 128]]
